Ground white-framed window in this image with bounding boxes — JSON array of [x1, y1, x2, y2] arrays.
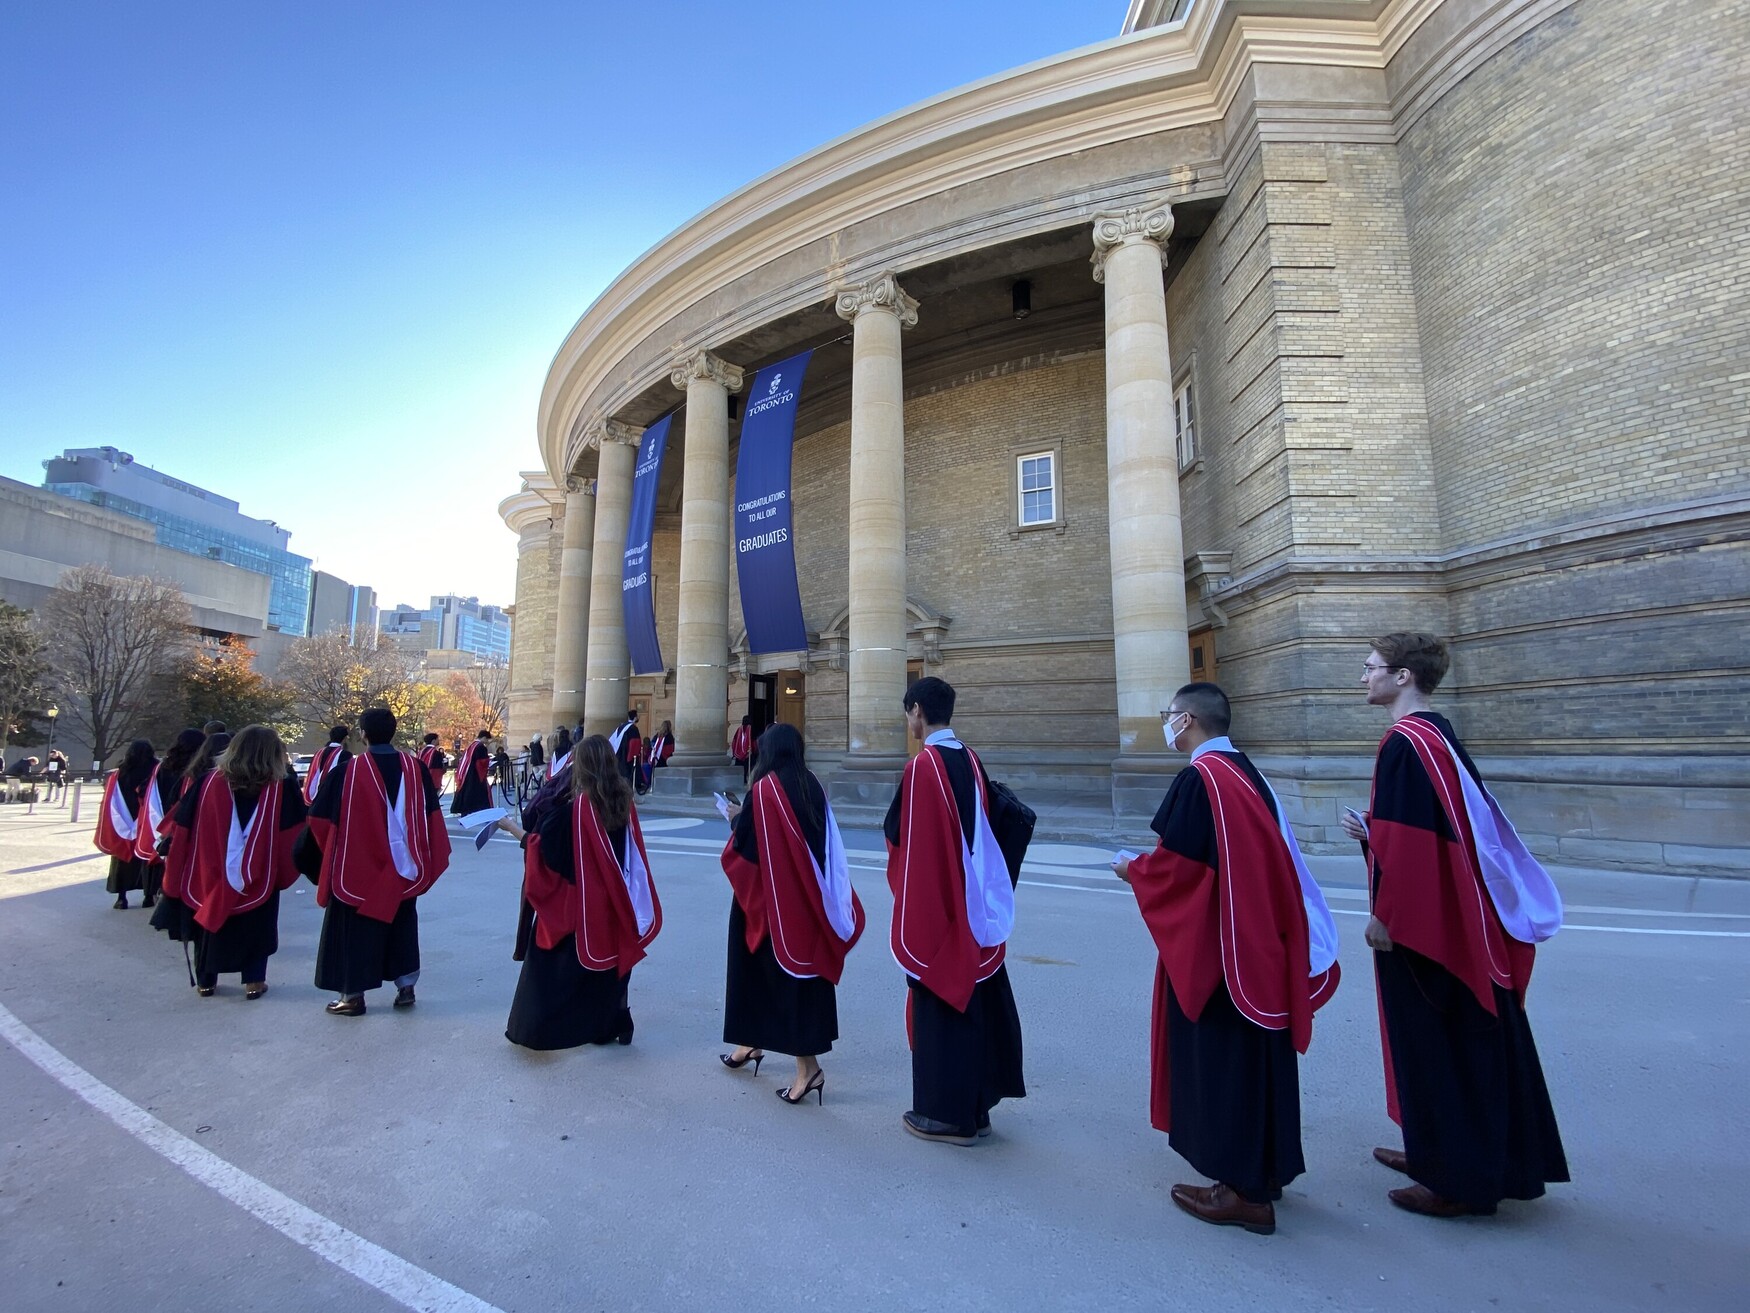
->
[[1173, 378, 1197, 470], [1017, 451, 1057, 527]]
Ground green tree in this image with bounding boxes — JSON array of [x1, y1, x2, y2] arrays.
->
[[178, 636, 300, 741], [0, 601, 52, 749]]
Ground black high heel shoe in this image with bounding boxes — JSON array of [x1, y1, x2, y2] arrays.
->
[[719, 1049, 764, 1075], [776, 1069, 825, 1106]]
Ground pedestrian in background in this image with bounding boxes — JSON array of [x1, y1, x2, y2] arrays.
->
[[731, 716, 753, 784], [94, 739, 155, 909]]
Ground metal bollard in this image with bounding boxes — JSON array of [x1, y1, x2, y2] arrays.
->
[[70, 779, 84, 825]]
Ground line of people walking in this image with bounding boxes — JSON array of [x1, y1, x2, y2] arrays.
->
[[91, 630, 1568, 1234]]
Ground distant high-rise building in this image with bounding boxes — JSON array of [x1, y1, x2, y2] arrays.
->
[[42, 446, 314, 634], [379, 594, 510, 662]]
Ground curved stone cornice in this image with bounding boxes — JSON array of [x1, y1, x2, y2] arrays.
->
[[583, 418, 644, 450], [834, 274, 920, 327], [669, 349, 745, 394], [1090, 201, 1175, 282], [498, 470, 564, 534], [539, 0, 1565, 480]]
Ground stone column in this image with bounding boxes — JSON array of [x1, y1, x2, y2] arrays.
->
[[669, 349, 744, 766], [835, 273, 918, 767], [1093, 201, 1190, 763], [548, 476, 596, 729], [582, 419, 643, 738]]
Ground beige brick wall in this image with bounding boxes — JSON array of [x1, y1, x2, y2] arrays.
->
[[506, 515, 562, 748]]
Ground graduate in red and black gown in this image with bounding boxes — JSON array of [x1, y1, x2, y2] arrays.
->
[[151, 731, 228, 944], [171, 726, 306, 998], [307, 706, 451, 1016], [1116, 683, 1342, 1236], [302, 725, 351, 806], [133, 728, 206, 910], [883, 677, 1025, 1146], [449, 728, 493, 816], [719, 724, 865, 1104], [505, 735, 661, 1049], [95, 740, 157, 909], [609, 710, 642, 793], [418, 733, 448, 798], [1342, 632, 1568, 1218]]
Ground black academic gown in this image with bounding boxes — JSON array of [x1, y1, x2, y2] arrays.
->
[[184, 771, 307, 981], [139, 767, 180, 904], [1370, 713, 1569, 1209], [449, 742, 492, 815], [310, 749, 441, 997], [106, 766, 152, 895], [722, 769, 840, 1057], [1148, 754, 1305, 1203], [617, 724, 643, 790], [504, 802, 633, 1049], [884, 744, 1026, 1133]]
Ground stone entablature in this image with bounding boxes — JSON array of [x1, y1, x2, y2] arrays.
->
[[541, 0, 1576, 476]]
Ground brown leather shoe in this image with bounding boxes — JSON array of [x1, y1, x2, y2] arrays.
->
[[1373, 1146, 1409, 1175], [1170, 1182, 1276, 1235], [1388, 1184, 1495, 1218]]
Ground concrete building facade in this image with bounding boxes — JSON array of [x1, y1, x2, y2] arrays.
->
[[503, 0, 1749, 875]]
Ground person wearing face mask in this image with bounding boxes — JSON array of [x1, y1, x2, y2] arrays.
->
[[1114, 682, 1341, 1236], [1340, 632, 1567, 1219]]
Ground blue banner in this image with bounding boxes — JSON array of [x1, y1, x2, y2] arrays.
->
[[622, 413, 673, 676], [734, 350, 812, 654]]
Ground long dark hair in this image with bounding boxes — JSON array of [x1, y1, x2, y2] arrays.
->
[[118, 739, 156, 790], [161, 728, 205, 779], [184, 732, 231, 784], [570, 734, 631, 831], [748, 723, 820, 833], [553, 726, 573, 757]]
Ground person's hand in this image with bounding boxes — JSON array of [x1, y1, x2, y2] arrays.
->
[[1113, 856, 1131, 884], [1364, 914, 1394, 953], [1340, 808, 1370, 842], [724, 802, 742, 823]]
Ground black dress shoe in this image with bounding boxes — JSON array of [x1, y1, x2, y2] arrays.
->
[[113, 894, 128, 910], [141, 894, 156, 909], [902, 1111, 977, 1146], [615, 1010, 633, 1044], [326, 997, 366, 1016], [393, 986, 416, 1009]]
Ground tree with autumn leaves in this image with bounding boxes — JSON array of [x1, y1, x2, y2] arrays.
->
[[276, 630, 437, 747]]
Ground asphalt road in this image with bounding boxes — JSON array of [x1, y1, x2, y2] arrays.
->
[[1, 801, 1746, 1312]]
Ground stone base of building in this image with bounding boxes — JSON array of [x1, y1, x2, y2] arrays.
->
[[827, 758, 906, 809], [651, 763, 745, 798]]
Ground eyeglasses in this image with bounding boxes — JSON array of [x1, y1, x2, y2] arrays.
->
[[1362, 662, 1402, 675], [1160, 710, 1191, 723]]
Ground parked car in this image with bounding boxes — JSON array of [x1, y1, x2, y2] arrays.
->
[[291, 753, 315, 784]]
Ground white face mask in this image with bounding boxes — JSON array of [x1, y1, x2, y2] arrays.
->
[[1163, 714, 1185, 751]]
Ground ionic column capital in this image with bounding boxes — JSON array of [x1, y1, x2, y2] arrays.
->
[[583, 418, 644, 450], [669, 349, 745, 395], [1090, 202, 1174, 283], [563, 475, 597, 497], [834, 273, 919, 328]]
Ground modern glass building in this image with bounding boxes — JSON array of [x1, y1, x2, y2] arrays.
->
[[43, 447, 313, 634]]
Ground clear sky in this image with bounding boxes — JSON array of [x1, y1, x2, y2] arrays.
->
[[0, 2, 1117, 612]]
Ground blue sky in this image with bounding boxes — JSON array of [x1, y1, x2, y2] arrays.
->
[[0, 2, 1116, 609]]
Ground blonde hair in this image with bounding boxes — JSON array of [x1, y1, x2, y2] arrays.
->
[[218, 725, 289, 794]]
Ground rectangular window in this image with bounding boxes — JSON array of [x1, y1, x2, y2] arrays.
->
[[1173, 380, 1197, 469], [1017, 452, 1057, 527]]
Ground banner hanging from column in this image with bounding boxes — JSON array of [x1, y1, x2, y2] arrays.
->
[[622, 413, 674, 676], [734, 350, 812, 654]]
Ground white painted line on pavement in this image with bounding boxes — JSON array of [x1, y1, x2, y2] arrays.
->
[[0, 1002, 504, 1313]]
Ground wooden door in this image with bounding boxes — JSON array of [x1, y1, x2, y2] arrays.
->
[[1189, 632, 1217, 684], [774, 670, 805, 732]]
